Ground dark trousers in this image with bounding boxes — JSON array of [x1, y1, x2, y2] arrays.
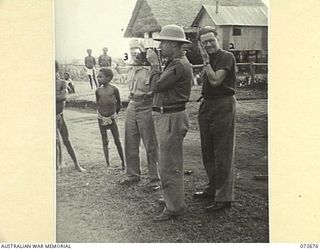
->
[[198, 96, 236, 201]]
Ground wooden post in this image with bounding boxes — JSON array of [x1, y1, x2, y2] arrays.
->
[[250, 62, 255, 85]]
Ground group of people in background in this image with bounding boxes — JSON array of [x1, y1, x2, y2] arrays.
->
[[84, 47, 112, 89], [56, 24, 237, 221]]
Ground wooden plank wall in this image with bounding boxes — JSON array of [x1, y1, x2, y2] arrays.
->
[[229, 26, 267, 50]]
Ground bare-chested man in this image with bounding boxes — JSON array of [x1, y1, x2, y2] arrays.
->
[[56, 60, 86, 172], [95, 67, 125, 169], [85, 49, 98, 89]]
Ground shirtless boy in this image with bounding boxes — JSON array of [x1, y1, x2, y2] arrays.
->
[[95, 67, 125, 169]]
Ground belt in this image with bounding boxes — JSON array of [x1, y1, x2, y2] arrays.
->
[[129, 94, 152, 102], [200, 95, 234, 101], [152, 106, 185, 114]]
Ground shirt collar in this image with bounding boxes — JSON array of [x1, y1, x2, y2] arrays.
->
[[168, 51, 184, 61], [165, 51, 185, 67], [209, 49, 222, 59]]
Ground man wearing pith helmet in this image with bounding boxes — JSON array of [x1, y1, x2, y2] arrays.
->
[[147, 24, 192, 221], [194, 26, 237, 212]]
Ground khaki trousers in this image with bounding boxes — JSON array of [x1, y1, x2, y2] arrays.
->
[[153, 110, 189, 214], [124, 100, 159, 181]]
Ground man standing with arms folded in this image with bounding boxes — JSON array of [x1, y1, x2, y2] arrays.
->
[[194, 26, 237, 212], [146, 24, 192, 221]]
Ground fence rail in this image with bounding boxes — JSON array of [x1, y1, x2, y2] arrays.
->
[[60, 62, 268, 87], [192, 62, 268, 86]]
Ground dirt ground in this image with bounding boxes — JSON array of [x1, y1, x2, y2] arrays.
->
[[65, 81, 267, 107], [56, 94, 268, 242]]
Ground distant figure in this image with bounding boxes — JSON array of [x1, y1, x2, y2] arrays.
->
[[56, 61, 86, 173], [98, 47, 112, 67], [95, 67, 125, 169], [84, 49, 98, 89], [64, 72, 75, 94], [229, 43, 235, 50]]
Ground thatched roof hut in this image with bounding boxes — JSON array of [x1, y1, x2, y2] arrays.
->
[[124, 0, 266, 38]]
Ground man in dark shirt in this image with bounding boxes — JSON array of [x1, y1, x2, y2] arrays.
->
[[98, 47, 112, 67], [84, 49, 98, 89], [194, 26, 236, 212], [147, 24, 192, 221]]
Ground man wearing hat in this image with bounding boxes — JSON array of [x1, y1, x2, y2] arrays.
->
[[194, 26, 237, 212], [147, 24, 192, 221], [121, 38, 160, 188]]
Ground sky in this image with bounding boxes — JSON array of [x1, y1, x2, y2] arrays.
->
[[55, 0, 136, 62], [55, 0, 269, 63]]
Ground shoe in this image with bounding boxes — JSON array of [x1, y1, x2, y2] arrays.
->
[[193, 191, 215, 200], [184, 170, 193, 175], [157, 198, 165, 206], [149, 181, 161, 191], [153, 212, 178, 222], [120, 178, 140, 186], [206, 202, 231, 212], [151, 185, 161, 191]]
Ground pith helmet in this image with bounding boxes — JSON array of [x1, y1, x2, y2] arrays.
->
[[154, 24, 191, 44]]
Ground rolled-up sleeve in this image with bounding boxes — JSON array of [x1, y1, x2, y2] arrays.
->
[[216, 53, 235, 72]]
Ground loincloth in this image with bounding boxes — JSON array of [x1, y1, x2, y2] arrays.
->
[[97, 111, 116, 126], [85, 67, 96, 76]]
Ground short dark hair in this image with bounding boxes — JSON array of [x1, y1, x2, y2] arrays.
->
[[99, 67, 114, 79], [197, 26, 218, 40]]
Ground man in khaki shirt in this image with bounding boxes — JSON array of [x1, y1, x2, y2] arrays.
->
[[121, 39, 160, 188]]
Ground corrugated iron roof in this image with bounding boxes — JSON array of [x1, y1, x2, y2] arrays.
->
[[200, 5, 268, 26]]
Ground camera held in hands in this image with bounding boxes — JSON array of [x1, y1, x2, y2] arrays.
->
[[127, 38, 162, 66]]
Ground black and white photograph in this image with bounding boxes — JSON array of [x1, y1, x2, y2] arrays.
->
[[55, 0, 269, 243]]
